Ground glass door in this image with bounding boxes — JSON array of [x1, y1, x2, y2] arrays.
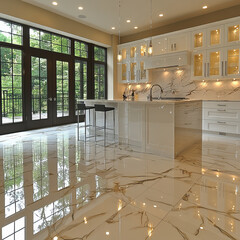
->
[[28, 54, 72, 128], [54, 57, 73, 125], [0, 46, 24, 134]]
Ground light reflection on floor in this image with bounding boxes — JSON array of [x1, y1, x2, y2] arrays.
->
[[0, 124, 240, 240]]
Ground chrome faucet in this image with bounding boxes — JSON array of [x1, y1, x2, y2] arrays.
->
[[149, 84, 163, 101]]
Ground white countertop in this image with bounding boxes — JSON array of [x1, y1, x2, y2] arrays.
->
[[78, 99, 240, 103], [78, 99, 202, 104]]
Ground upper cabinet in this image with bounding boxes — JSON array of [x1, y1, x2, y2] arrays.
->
[[225, 22, 240, 45], [118, 41, 149, 83], [192, 30, 206, 49], [118, 17, 240, 83], [206, 25, 224, 47], [152, 37, 168, 55]]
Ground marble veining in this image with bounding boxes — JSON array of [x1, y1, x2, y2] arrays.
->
[[0, 124, 240, 239]]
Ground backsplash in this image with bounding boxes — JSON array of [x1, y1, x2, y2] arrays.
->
[[125, 67, 240, 100]]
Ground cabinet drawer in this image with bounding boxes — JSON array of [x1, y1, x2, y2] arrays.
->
[[203, 101, 240, 110], [203, 108, 240, 122], [203, 119, 240, 134]]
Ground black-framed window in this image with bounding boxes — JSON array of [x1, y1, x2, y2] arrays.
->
[[74, 40, 88, 58], [0, 20, 23, 45], [94, 46, 107, 99], [0, 16, 108, 132], [75, 60, 87, 101], [29, 28, 71, 54], [0, 46, 23, 124], [94, 46, 106, 62]]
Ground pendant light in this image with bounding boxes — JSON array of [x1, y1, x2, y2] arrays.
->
[[148, 0, 153, 56], [117, 0, 122, 63]]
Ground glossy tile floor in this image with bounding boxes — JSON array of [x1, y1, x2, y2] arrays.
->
[[0, 124, 240, 240]]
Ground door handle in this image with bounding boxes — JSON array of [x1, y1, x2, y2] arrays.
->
[[48, 97, 53, 101]]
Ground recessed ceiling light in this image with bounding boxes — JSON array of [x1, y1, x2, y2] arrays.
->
[[159, 13, 164, 17], [52, 1, 58, 6], [106, 232, 110, 236], [202, 5, 208, 9], [112, 27, 116, 30], [78, 6, 83, 10], [126, 20, 131, 23], [134, 26, 138, 29]]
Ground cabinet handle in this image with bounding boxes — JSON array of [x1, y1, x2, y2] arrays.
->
[[204, 63, 206, 77], [217, 104, 226, 107], [225, 61, 227, 76], [221, 61, 224, 76], [217, 121, 226, 124], [217, 109, 226, 112], [207, 62, 210, 77]]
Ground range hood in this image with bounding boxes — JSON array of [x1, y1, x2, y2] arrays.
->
[[145, 50, 191, 70]]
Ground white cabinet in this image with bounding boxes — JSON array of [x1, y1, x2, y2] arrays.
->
[[203, 101, 240, 134], [225, 21, 240, 45], [206, 25, 224, 48], [152, 37, 168, 55], [192, 29, 206, 50], [191, 50, 206, 80], [118, 41, 149, 83], [168, 33, 189, 52], [192, 46, 240, 80], [224, 46, 240, 78]]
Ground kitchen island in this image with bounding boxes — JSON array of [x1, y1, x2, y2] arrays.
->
[[80, 99, 202, 159]]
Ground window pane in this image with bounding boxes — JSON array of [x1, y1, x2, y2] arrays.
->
[[74, 40, 88, 58], [94, 46, 106, 62], [1, 47, 23, 125], [94, 64, 105, 99], [0, 20, 23, 45], [29, 28, 71, 54]]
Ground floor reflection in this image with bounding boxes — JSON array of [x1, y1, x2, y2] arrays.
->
[[0, 124, 240, 239]]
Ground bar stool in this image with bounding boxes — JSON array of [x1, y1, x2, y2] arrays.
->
[[94, 104, 115, 146], [77, 102, 95, 141]]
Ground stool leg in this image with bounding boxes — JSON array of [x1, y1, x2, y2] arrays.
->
[[77, 109, 80, 141], [95, 111, 97, 142], [104, 111, 106, 146], [85, 109, 86, 141]]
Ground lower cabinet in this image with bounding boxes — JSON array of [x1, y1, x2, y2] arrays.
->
[[203, 101, 240, 134]]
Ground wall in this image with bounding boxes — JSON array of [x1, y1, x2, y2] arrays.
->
[[124, 67, 240, 101]]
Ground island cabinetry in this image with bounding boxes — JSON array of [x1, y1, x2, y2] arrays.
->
[[203, 101, 240, 134], [145, 104, 175, 158]]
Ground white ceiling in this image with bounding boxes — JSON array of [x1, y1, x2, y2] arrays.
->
[[22, 0, 240, 36]]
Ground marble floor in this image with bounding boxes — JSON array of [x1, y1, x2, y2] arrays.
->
[[0, 124, 240, 240]]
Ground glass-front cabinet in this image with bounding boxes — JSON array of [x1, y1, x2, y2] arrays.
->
[[192, 51, 206, 80], [224, 47, 240, 78], [225, 22, 240, 44], [206, 48, 224, 79], [207, 26, 224, 47], [192, 30, 206, 49], [118, 41, 149, 83]]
